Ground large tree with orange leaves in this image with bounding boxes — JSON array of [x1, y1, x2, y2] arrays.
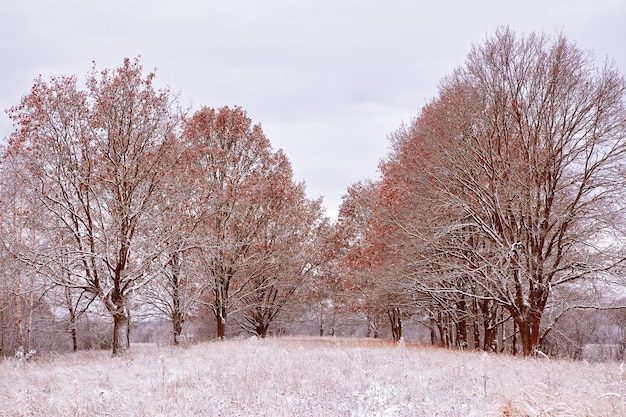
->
[[380, 28, 626, 354], [182, 106, 324, 339], [4, 58, 182, 356]]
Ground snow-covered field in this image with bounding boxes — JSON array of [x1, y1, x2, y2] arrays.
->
[[0, 337, 624, 416]]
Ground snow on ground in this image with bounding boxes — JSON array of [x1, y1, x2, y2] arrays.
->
[[0, 337, 623, 416]]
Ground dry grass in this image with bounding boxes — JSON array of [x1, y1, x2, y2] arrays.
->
[[0, 337, 623, 416]]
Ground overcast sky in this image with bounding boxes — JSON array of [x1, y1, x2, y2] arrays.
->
[[2, 0, 625, 219]]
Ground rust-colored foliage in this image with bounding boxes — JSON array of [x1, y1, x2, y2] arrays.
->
[[182, 106, 323, 339], [341, 27, 626, 353], [4, 57, 181, 356]]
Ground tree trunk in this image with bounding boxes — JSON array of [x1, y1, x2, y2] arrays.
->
[[456, 299, 468, 348], [513, 311, 544, 356], [256, 323, 268, 338], [110, 289, 130, 356], [25, 280, 34, 353], [388, 307, 403, 342], [437, 318, 445, 347], [367, 316, 380, 338], [483, 322, 495, 351], [436, 312, 449, 347], [481, 299, 497, 351], [430, 318, 438, 345], [515, 315, 532, 355], [512, 320, 518, 355], [529, 311, 542, 354], [126, 305, 131, 349], [112, 312, 130, 356], [169, 251, 184, 346], [172, 310, 184, 345], [472, 299, 481, 350], [215, 304, 227, 340], [71, 323, 78, 352], [472, 320, 480, 350], [214, 272, 229, 340], [65, 287, 78, 352]]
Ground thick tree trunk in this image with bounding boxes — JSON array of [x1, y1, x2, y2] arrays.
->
[[110, 289, 130, 356], [436, 318, 445, 346], [436, 312, 449, 347], [483, 322, 495, 351], [472, 321, 480, 350], [480, 300, 497, 351], [172, 310, 184, 345], [110, 235, 132, 356], [513, 314, 537, 356], [215, 304, 227, 340], [214, 272, 230, 340], [112, 312, 130, 356], [529, 312, 542, 354], [71, 324, 78, 352], [430, 318, 438, 345], [388, 307, 403, 342], [511, 308, 544, 356], [256, 323, 269, 338], [497, 311, 505, 353]]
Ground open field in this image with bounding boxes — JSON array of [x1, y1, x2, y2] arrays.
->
[[0, 337, 624, 416]]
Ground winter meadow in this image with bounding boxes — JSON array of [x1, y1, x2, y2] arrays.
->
[[1, 337, 625, 417], [2, 26, 626, 417]]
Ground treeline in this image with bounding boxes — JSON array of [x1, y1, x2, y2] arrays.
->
[[1, 27, 625, 359], [329, 28, 626, 357]]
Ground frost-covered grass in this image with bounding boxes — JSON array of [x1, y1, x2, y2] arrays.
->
[[0, 337, 624, 416]]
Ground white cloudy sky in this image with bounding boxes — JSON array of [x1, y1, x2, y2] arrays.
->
[[2, 0, 625, 219]]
